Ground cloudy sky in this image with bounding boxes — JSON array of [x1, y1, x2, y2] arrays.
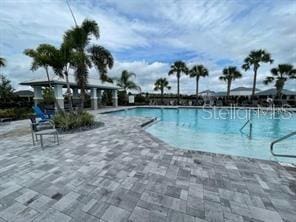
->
[[0, 0, 296, 94]]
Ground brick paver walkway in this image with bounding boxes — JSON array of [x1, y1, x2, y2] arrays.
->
[[0, 113, 295, 222]]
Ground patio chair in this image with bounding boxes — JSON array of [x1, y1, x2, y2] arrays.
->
[[35, 129, 59, 149], [33, 105, 51, 122], [30, 116, 59, 148]]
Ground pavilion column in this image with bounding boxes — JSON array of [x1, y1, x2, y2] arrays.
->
[[112, 89, 118, 107], [33, 86, 42, 107], [91, 88, 98, 110], [54, 84, 64, 110], [97, 90, 102, 107]]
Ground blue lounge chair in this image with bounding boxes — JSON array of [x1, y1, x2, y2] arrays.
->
[[33, 106, 51, 122]]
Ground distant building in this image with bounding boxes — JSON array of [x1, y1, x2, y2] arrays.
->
[[230, 87, 260, 96], [214, 87, 260, 97], [14, 90, 34, 102], [214, 91, 227, 97], [199, 90, 216, 97], [255, 88, 296, 97]]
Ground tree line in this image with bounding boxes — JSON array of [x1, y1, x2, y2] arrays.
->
[[153, 50, 296, 104]]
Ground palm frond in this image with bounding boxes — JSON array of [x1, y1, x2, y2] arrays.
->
[[265, 64, 296, 88], [0, 57, 6, 67], [168, 69, 175, 75], [220, 66, 242, 81], [219, 76, 226, 81], [241, 63, 250, 71], [168, 61, 188, 76], [154, 78, 171, 92], [24, 44, 61, 72], [117, 70, 140, 91], [189, 65, 209, 78], [243, 49, 273, 69], [263, 76, 274, 85], [81, 19, 100, 39]]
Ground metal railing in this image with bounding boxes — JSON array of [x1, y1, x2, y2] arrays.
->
[[240, 119, 253, 138], [240, 120, 250, 132], [270, 131, 296, 158]]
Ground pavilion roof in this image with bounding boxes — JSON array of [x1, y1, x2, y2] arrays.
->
[[20, 75, 119, 90]]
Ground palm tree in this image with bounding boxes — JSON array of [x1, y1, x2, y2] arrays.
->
[[116, 70, 141, 93], [189, 64, 209, 102], [219, 66, 242, 97], [154, 78, 171, 104], [63, 19, 114, 108], [263, 64, 296, 100], [0, 57, 6, 67], [168, 61, 188, 104], [242, 49, 273, 98], [24, 44, 63, 111], [24, 44, 61, 88], [0, 75, 14, 103], [88, 45, 114, 82], [116, 70, 140, 104], [49, 43, 75, 111]]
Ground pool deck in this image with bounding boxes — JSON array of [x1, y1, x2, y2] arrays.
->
[[0, 109, 295, 222]]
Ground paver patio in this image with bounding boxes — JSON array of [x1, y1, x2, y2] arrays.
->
[[0, 112, 295, 222]]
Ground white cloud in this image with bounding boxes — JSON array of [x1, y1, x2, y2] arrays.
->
[[0, 0, 295, 93], [108, 61, 169, 92]]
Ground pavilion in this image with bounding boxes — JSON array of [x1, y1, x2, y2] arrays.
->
[[20, 75, 120, 110]]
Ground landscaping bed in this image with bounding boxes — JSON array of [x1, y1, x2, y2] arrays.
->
[[53, 111, 104, 134], [56, 121, 104, 134]]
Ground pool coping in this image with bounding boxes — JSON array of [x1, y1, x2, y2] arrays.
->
[[99, 105, 296, 113]]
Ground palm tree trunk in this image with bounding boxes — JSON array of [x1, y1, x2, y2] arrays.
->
[[124, 89, 128, 105], [276, 85, 283, 104], [227, 80, 231, 97], [196, 76, 199, 103], [65, 72, 73, 111], [45, 66, 52, 89], [177, 74, 180, 105], [252, 67, 258, 99], [45, 66, 63, 112], [277, 91, 282, 107], [161, 89, 164, 105], [77, 48, 87, 110], [278, 89, 282, 101], [80, 85, 85, 109]]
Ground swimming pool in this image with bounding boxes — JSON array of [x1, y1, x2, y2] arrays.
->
[[110, 107, 296, 163]]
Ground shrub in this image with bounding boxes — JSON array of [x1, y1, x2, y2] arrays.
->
[[42, 87, 55, 105], [53, 111, 95, 131], [102, 91, 113, 106], [135, 94, 147, 104], [38, 87, 55, 108], [0, 108, 32, 119], [118, 91, 127, 105]]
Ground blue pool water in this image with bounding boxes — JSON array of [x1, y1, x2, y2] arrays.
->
[[111, 107, 296, 163]]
